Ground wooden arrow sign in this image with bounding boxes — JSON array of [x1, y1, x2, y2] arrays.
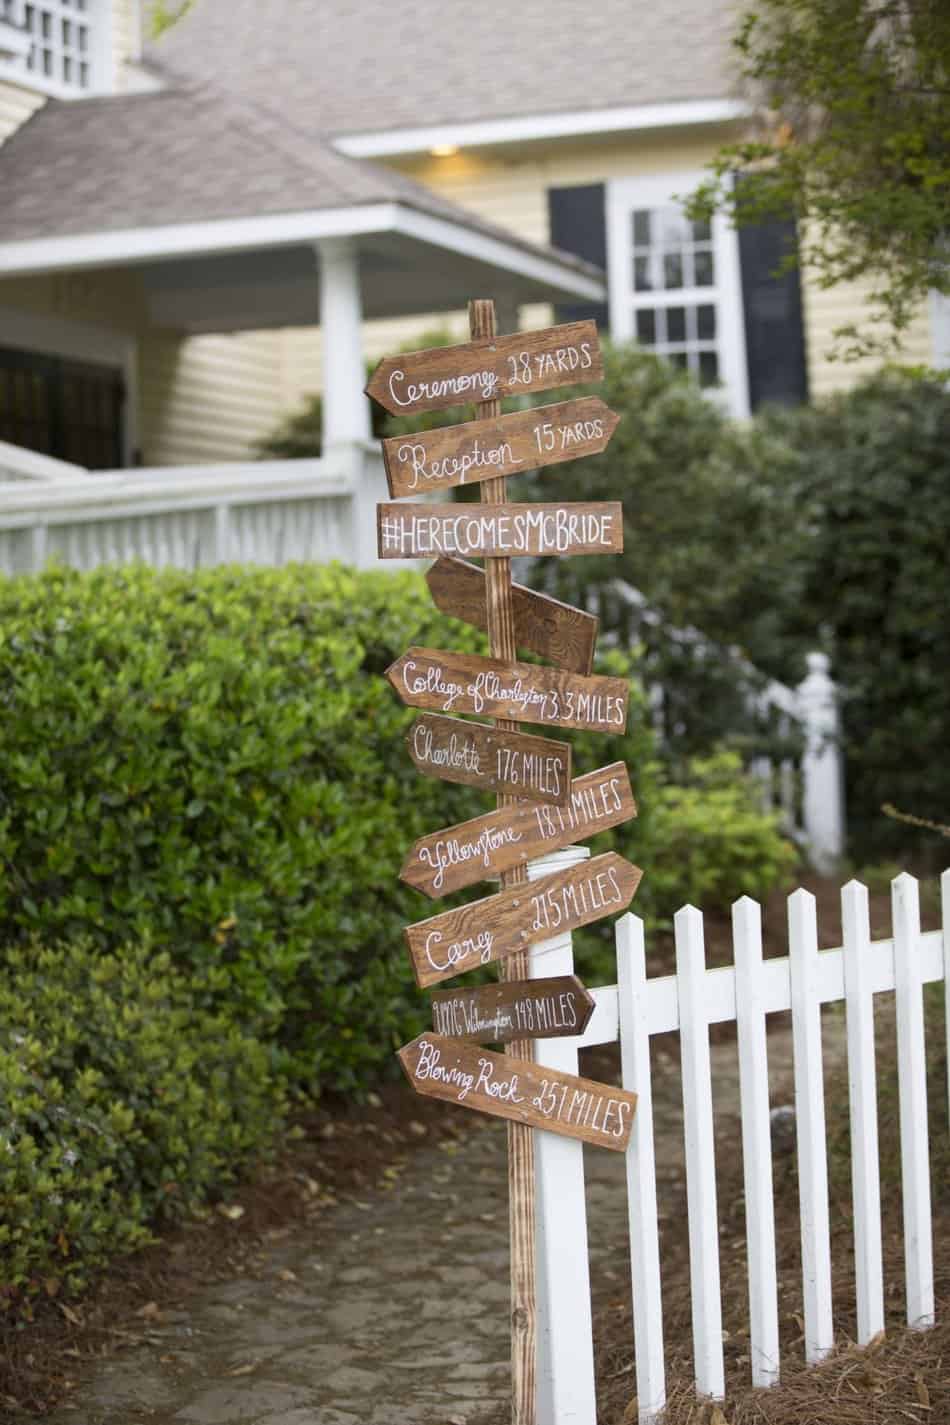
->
[[385, 647, 628, 734], [377, 501, 622, 560], [426, 556, 598, 676], [405, 852, 642, 987], [382, 397, 620, 499], [398, 1033, 637, 1151], [365, 320, 602, 416], [407, 713, 572, 806], [401, 760, 636, 898], [431, 975, 595, 1043]]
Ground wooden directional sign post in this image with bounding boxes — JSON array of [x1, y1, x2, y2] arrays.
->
[[407, 713, 572, 805], [427, 556, 599, 676], [382, 396, 620, 498], [399, 1033, 637, 1151], [365, 319, 602, 415], [431, 975, 595, 1043], [386, 647, 629, 732], [369, 300, 640, 1425], [400, 761, 636, 898], [378, 501, 623, 560], [405, 852, 642, 988]]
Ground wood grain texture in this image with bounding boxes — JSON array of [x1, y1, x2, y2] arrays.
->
[[365, 319, 602, 416], [377, 501, 623, 559], [398, 1032, 637, 1151], [430, 975, 595, 1043], [407, 713, 572, 806], [382, 396, 620, 498], [400, 760, 637, 899], [385, 647, 628, 734], [469, 297, 535, 1425], [404, 852, 643, 988], [426, 555, 598, 676]]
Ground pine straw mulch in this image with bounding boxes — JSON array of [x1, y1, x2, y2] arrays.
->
[[593, 1178, 950, 1425], [590, 871, 950, 1425]]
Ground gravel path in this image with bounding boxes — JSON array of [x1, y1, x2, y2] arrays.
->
[[46, 1027, 807, 1425]]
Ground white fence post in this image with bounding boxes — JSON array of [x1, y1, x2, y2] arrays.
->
[[674, 904, 725, 1400], [616, 912, 666, 1423], [788, 888, 834, 1362], [528, 844, 597, 1425], [841, 879, 884, 1343], [797, 652, 845, 874], [892, 873, 934, 1329], [732, 897, 780, 1386]]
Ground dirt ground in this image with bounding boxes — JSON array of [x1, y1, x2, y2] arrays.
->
[[2, 873, 947, 1424]]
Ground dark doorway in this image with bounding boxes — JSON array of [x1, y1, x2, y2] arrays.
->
[[0, 346, 125, 469]]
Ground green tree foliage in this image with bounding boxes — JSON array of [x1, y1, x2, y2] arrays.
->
[[147, 1, 194, 39], [520, 343, 804, 767], [689, 0, 950, 355], [754, 371, 950, 858]]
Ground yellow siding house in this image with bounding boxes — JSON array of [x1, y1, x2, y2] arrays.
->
[[0, 0, 944, 472]]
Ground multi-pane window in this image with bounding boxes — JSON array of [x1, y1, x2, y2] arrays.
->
[[607, 173, 749, 418], [631, 207, 720, 388], [0, 0, 97, 93]]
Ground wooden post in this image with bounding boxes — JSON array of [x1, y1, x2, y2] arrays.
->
[[469, 297, 536, 1425]]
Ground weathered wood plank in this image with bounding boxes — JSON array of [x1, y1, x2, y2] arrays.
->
[[401, 760, 636, 898], [377, 501, 623, 560], [426, 556, 598, 676], [365, 320, 602, 416], [385, 647, 628, 734], [382, 397, 620, 498], [407, 713, 572, 806], [405, 852, 642, 988], [468, 297, 535, 1425], [430, 975, 595, 1043], [398, 1032, 637, 1151]]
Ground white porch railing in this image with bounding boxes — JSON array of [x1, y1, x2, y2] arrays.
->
[[604, 578, 845, 872], [0, 440, 390, 571], [530, 867, 949, 1424]]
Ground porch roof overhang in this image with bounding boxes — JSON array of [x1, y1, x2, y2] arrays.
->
[[0, 83, 604, 335], [0, 200, 605, 335]]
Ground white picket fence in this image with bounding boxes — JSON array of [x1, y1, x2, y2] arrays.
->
[[528, 855, 949, 1423]]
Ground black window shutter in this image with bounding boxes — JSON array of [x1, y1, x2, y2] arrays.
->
[[737, 193, 809, 409], [547, 183, 609, 329]]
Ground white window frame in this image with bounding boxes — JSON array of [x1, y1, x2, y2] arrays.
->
[[606, 171, 750, 419], [0, 0, 114, 98]]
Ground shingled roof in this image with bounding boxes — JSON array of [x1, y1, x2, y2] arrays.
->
[[0, 0, 738, 260], [149, 0, 738, 137], [0, 78, 597, 283]]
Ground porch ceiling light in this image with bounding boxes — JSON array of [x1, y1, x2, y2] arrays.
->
[[430, 144, 459, 158]]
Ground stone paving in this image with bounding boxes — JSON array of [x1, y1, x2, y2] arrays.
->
[[47, 1030, 802, 1425]]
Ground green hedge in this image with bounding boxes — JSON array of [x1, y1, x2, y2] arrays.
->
[[0, 938, 281, 1316], [0, 562, 795, 1087], [0, 562, 494, 1089], [756, 372, 950, 860], [0, 561, 796, 1315]]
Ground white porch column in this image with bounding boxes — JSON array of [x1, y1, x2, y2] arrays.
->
[[317, 239, 371, 447]]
